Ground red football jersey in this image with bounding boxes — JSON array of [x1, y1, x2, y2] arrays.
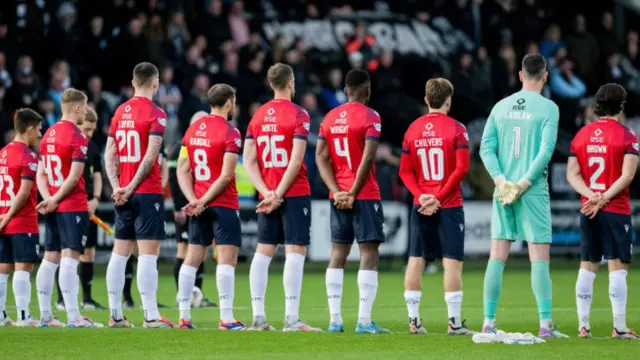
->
[[182, 115, 241, 209], [318, 102, 381, 200], [246, 99, 311, 198], [108, 96, 167, 194], [400, 113, 469, 208], [569, 118, 639, 215], [0, 141, 39, 234], [40, 120, 88, 212]]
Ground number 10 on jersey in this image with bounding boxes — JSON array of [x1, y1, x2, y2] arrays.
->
[[417, 148, 444, 181]]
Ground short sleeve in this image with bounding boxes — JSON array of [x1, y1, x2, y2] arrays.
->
[[149, 108, 167, 136], [21, 151, 37, 180], [72, 131, 89, 162], [245, 122, 254, 139], [401, 132, 410, 155], [226, 126, 242, 154], [365, 109, 381, 140], [455, 123, 469, 150], [108, 113, 117, 137], [569, 137, 578, 157], [293, 107, 310, 140], [624, 128, 639, 155], [318, 123, 325, 140]]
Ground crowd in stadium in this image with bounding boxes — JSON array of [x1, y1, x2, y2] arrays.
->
[[0, 0, 638, 200]]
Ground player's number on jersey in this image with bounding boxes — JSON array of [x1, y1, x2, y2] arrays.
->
[[115, 130, 141, 163], [588, 156, 606, 190], [0, 175, 15, 204], [333, 138, 352, 170], [257, 135, 288, 168], [193, 149, 211, 181], [43, 154, 64, 187], [513, 126, 521, 158], [417, 148, 444, 181]]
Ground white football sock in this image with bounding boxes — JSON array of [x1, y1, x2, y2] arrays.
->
[[609, 269, 628, 331], [284, 253, 305, 325], [445, 291, 463, 327], [357, 270, 378, 326], [326, 268, 344, 324], [36, 259, 58, 321], [137, 254, 160, 321], [249, 253, 272, 320], [217, 264, 235, 322], [404, 290, 421, 320], [0, 273, 7, 317], [483, 318, 496, 328], [59, 257, 81, 323], [178, 265, 197, 321], [13, 270, 31, 320], [576, 268, 595, 330], [106, 253, 128, 320]]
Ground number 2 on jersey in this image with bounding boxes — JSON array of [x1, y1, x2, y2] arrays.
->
[[333, 138, 352, 170], [115, 130, 141, 163], [257, 135, 288, 168], [417, 148, 444, 181], [588, 156, 605, 190]]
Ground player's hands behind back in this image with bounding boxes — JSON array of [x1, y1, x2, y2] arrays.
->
[[334, 191, 354, 210], [36, 198, 58, 214], [581, 192, 608, 219], [256, 191, 283, 214], [418, 194, 440, 215], [182, 199, 206, 217], [112, 187, 133, 206], [0, 214, 9, 232]]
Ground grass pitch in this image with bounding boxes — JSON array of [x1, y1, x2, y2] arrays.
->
[[2, 259, 639, 359]]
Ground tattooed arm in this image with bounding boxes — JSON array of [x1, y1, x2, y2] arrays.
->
[[104, 136, 120, 190], [124, 135, 163, 193]]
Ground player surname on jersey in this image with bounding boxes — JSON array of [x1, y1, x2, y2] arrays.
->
[[503, 111, 533, 120]]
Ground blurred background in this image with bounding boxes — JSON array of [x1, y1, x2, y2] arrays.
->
[[1, 0, 639, 263]]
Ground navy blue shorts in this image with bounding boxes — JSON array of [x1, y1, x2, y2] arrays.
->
[[44, 212, 89, 253], [188, 207, 241, 247], [85, 220, 97, 248], [580, 211, 633, 263], [115, 194, 166, 240], [258, 196, 311, 245], [409, 206, 465, 261], [330, 199, 385, 243], [176, 217, 189, 244], [0, 234, 39, 263]]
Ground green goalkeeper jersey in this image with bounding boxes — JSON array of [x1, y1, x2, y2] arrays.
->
[[480, 89, 559, 196]]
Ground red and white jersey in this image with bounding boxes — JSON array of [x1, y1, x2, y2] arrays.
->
[[318, 102, 382, 200], [40, 120, 88, 212], [401, 113, 469, 208], [570, 118, 639, 215], [108, 96, 167, 195], [182, 115, 241, 210], [246, 99, 311, 198], [0, 141, 38, 234]]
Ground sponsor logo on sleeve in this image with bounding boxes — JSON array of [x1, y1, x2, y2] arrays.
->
[[158, 117, 167, 127], [373, 122, 382, 132], [28, 162, 37, 171], [634, 143, 639, 151], [80, 146, 88, 155], [464, 132, 469, 141], [234, 138, 242, 148], [303, 122, 310, 131]]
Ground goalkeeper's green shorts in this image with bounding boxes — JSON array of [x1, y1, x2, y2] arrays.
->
[[491, 193, 552, 244]]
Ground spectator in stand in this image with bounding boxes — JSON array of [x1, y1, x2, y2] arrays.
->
[[346, 22, 378, 72], [285, 46, 308, 100], [476, 46, 494, 105], [109, 17, 149, 90], [82, 16, 110, 83], [238, 53, 266, 105], [514, 0, 546, 45], [451, 51, 488, 122], [38, 93, 57, 132], [146, 14, 167, 65], [47, 60, 71, 119], [0, 52, 11, 89], [48, 2, 81, 66], [493, 43, 518, 100], [228, 0, 250, 50], [199, 0, 230, 52], [0, 22, 15, 66], [212, 51, 240, 88], [0, 85, 10, 147], [597, 12, 618, 60], [320, 68, 346, 111], [565, 14, 599, 91], [86, 75, 111, 149], [539, 24, 564, 59], [270, 35, 287, 64], [5, 55, 40, 113], [625, 31, 640, 68], [179, 44, 207, 91], [167, 10, 191, 62], [240, 31, 269, 66], [157, 65, 182, 146], [550, 57, 586, 134], [178, 73, 210, 135]]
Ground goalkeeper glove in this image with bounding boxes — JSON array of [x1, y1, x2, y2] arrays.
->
[[498, 178, 532, 206], [493, 175, 517, 205]]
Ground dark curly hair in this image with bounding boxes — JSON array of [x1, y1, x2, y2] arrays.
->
[[594, 83, 626, 117]]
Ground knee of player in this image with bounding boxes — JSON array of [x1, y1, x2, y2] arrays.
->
[[14, 262, 34, 273], [358, 245, 380, 270], [608, 259, 629, 272]]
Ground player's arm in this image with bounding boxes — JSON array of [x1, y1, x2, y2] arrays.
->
[[50, 161, 84, 204], [275, 139, 306, 197], [243, 137, 271, 197], [566, 157, 595, 198], [315, 137, 341, 194], [603, 154, 639, 201], [92, 148, 103, 200], [104, 136, 121, 189], [161, 155, 169, 189], [479, 112, 505, 184], [436, 148, 470, 201], [201, 153, 238, 204], [520, 104, 559, 187], [398, 134, 422, 199], [125, 134, 163, 193], [349, 139, 377, 197], [176, 146, 197, 203], [36, 159, 52, 199], [4, 159, 37, 221]]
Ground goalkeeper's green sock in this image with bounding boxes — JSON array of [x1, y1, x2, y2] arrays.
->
[[531, 260, 553, 328], [483, 259, 505, 324]]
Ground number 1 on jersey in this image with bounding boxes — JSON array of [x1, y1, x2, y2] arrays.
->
[[333, 138, 352, 170], [513, 126, 521, 158]]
